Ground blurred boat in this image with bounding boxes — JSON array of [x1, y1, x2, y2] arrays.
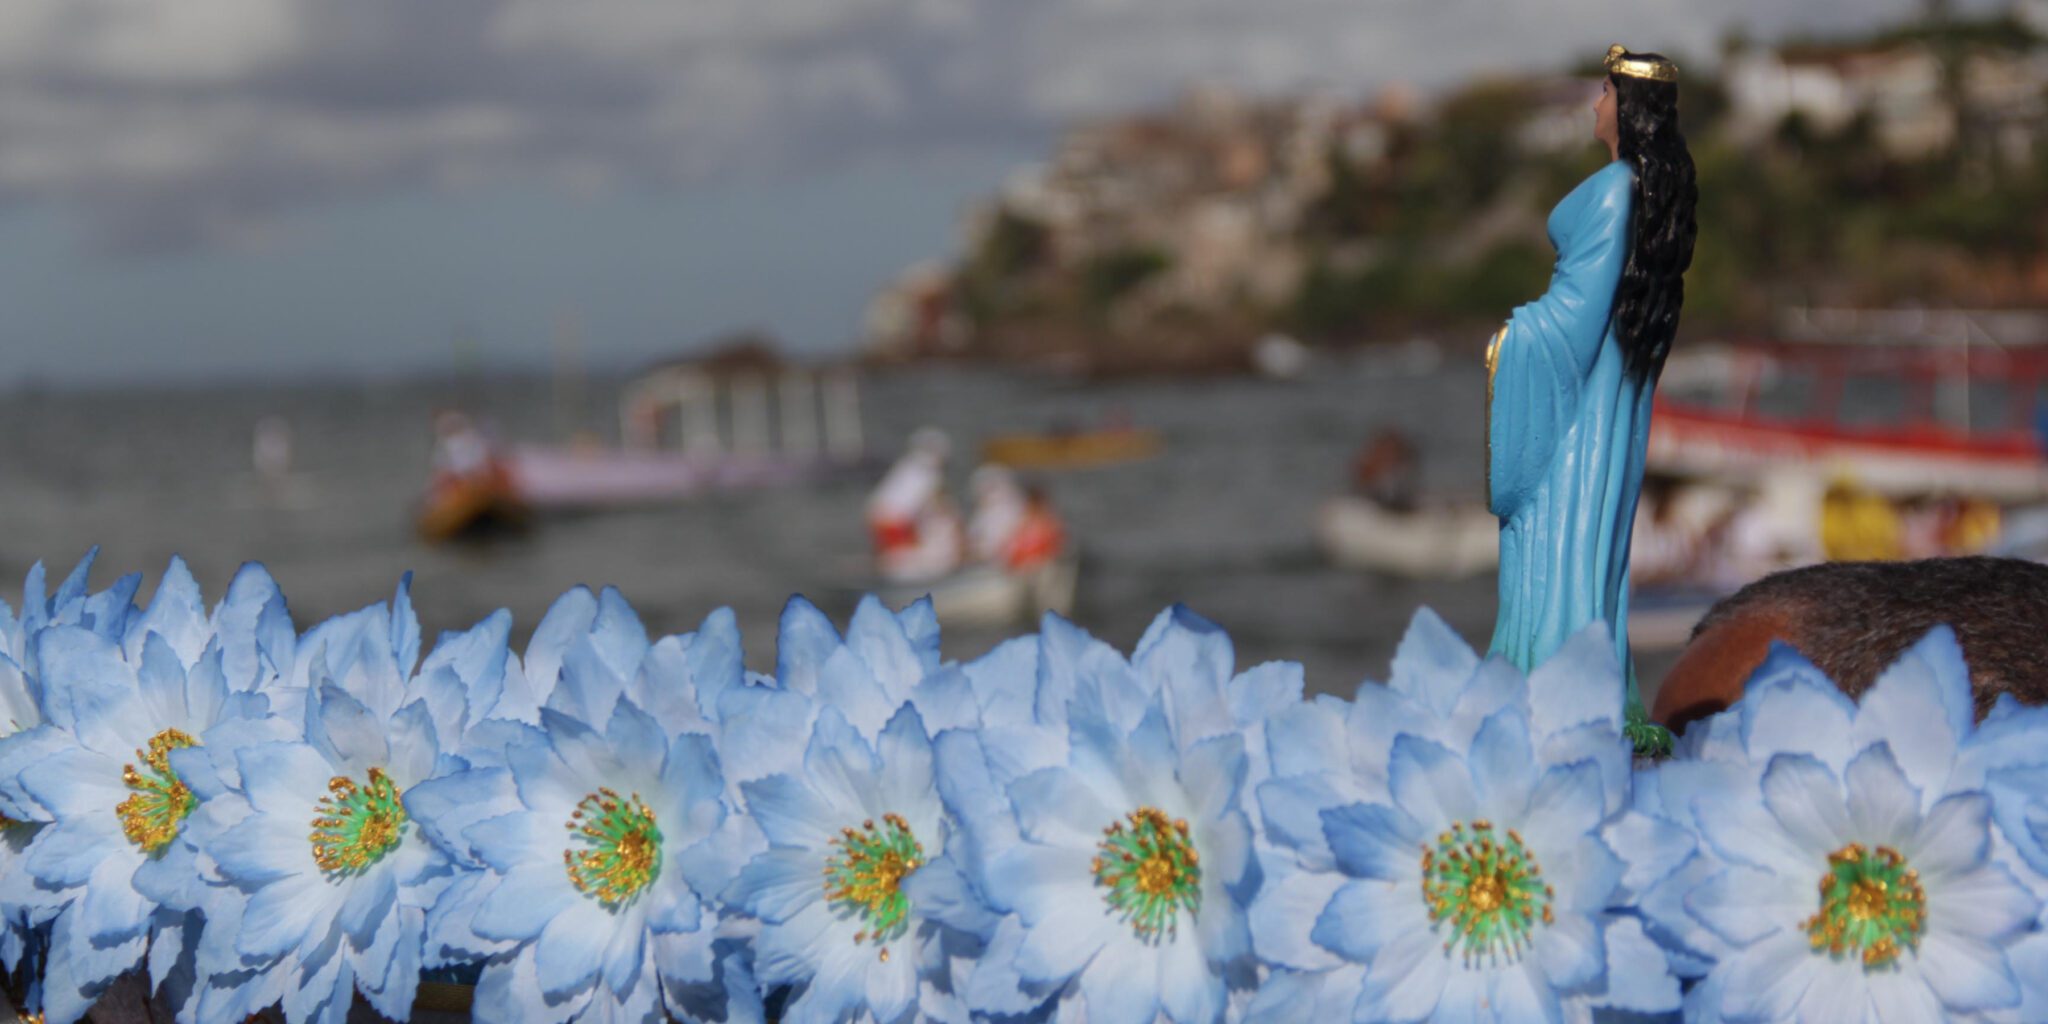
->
[[1624, 468, 2016, 652], [518, 349, 866, 509], [1316, 496, 1497, 580], [981, 428, 1161, 470], [1650, 332, 2048, 501], [420, 346, 867, 538], [874, 556, 1079, 629], [499, 445, 831, 508], [417, 472, 528, 542], [1628, 321, 2048, 639]]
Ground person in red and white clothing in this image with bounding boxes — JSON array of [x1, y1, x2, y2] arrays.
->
[[1001, 485, 1067, 574], [868, 429, 964, 583]]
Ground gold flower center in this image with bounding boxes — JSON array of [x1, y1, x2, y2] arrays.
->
[[1805, 843, 1926, 969], [1092, 807, 1202, 941], [116, 729, 199, 854], [825, 814, 924, 961], [1419, 820, 1554, 964], [564, 789, 663, 907], [1467, 875, 1505, 912], [310, 767, 409, 875]]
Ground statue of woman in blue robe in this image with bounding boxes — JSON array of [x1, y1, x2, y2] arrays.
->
[[1487, 46, 1697, 753]]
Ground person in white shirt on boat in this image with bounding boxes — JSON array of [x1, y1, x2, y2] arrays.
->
[[869, 428, 947, 547], [878, 498, 966, 584], [869, 428, 965, 583], [967, 465, 1028, 565], [967, 467, 1069, 576]]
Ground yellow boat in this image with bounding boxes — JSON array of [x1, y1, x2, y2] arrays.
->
[[980, 428, 1162, 470]]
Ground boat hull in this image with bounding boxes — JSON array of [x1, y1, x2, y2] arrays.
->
[[505, 445, 830, 509], [876, 558, 1079, 629], [416, 477, 528, 543], [1317, 497, 1499, 580]]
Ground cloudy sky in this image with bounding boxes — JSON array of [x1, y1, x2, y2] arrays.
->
[[0, 0, 1922, 385]]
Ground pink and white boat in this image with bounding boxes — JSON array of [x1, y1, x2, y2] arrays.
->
[[502, 445, 817, 509], [506, 361, 867, 510]]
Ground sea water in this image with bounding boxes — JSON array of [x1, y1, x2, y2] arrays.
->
[[0, 356, 1678, 700]]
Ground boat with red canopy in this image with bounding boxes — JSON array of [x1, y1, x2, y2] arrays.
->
[[1649, 320, 2048, 500]]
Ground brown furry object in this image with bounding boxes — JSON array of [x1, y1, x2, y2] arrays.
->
[[1651, 557, 2048, 733]]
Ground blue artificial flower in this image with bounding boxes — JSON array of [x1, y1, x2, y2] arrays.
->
[[729, 699, 952, 1023], [981, 697, 1254, 1024], [414, 592, 760, 1000], [1238, 694, 1368, 1024], [188, 580, 506, 1024], [408, 589, 755, 1024], [732, 600, 1042, 1023], [1244, 609, 1503, 1024], [525, 586, 656, 731], [1633, 628, 2048, 1023], [0, 558, 291, 1024], [423, 706, 740, 1024], [944, 605, 1296, 845], [0, 552, 145, 819], [1132, 608, 1303, 785], [1976, 697, 2048, 1023], [0, 553, 142, 1000], [1251, 610, 1678, 1023], [914, 607, 1292, 1023], [0, 546, 128, 722], [718, 595, 946, 786], [491, 584, 752, 747], [715, 594, 1010, 1022]]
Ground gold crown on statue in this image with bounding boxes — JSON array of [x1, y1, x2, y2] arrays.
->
[[1605, 44, 1678, 83]]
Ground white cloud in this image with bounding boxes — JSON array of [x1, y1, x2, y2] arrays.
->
[[487, 0, 970, 57], [0, 0, 299, 81], [0, 0, 1922, 253]]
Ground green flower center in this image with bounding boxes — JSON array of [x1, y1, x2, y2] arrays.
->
[[310, 767, 408, 875], [1804, 843, 1926, 969], [564, 789, 662, 907], [1093, 807, 1202, 941], [825, 813, 924, 961], [1420, 820, 1554, 964], [116, 729, 199, 854]]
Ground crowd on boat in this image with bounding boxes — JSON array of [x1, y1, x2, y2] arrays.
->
[[1327, 417, 2033, 603], [1629, 472, 2006, 589], [865, 427, 1067, 585]]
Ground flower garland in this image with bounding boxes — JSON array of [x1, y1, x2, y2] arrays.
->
[[0, 553, 2043, 1024]]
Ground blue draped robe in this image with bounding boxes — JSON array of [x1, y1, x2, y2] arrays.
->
[[1487, 160, 1650, 685]]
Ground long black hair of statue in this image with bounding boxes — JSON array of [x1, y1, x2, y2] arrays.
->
[[1610, 55, 1698, 383]]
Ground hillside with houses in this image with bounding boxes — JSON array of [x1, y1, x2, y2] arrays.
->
[[866, 8, 2048, 373]]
